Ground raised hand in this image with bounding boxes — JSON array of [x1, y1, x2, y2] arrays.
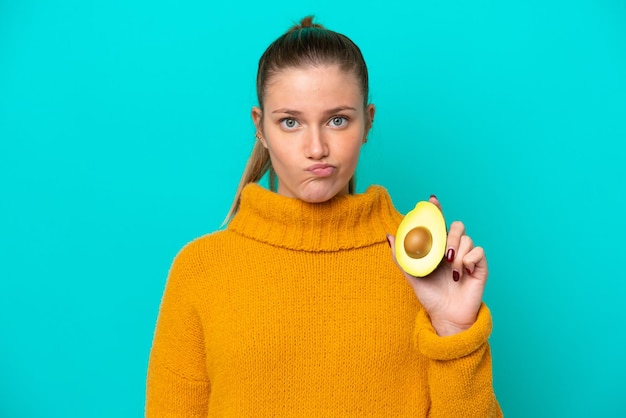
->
[[387, 195, 488, 336]]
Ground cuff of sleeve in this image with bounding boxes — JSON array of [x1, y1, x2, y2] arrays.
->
[[414, 303, 493, 361]]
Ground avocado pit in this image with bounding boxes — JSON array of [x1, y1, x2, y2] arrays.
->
[[403, 226, 433, 259]]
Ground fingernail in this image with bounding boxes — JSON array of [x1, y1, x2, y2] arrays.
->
[[453, 270, 460, 282], [430, 194, 437, 200], [385, 234, 391, 247], [465, 267, 472, 275], [446, 248, 455, 263]]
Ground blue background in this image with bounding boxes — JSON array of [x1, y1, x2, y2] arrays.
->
[[1, 0, 625, 416]]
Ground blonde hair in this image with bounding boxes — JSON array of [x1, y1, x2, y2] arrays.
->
[[224, 141, 276, 223], [224, 16, 366, 223]]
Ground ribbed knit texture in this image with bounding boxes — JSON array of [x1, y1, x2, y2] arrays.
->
[[146, 184, 502, 417]]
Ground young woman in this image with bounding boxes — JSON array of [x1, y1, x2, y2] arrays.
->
[[146, 16, 502, 417]]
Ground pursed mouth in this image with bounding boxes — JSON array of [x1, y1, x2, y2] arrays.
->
[[307, 164, 335, 177]]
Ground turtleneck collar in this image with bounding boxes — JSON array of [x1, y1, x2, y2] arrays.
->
[[227, 183, 403, 252]]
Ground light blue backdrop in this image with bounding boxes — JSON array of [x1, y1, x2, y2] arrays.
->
[[1, 0, 624, 417]]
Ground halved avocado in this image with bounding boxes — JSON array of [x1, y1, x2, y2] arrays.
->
[[395, 201, 447, 277]]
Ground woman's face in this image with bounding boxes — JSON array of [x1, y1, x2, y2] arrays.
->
[[252, 64, 375, 203]]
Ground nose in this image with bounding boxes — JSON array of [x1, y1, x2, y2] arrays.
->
[[305, 128, 329, 160]]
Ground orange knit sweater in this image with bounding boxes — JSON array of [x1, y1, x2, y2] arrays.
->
[[146, 184, 502, 417]]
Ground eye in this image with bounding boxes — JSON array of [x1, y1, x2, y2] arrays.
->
[[329, 116, 348, 128], [279, 118, 299, 130]]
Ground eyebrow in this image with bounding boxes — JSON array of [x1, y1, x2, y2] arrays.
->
[[271, 106, 357, 116]]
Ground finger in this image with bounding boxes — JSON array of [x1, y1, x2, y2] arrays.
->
[[445, 221, 465, 264], [462, 246, 487, 278], [386, 234, 398, 265], [453, 235, 474, 280], [387, 234, 406, 274], [428, 194, 443, 213], [387, 234, 420, 281]]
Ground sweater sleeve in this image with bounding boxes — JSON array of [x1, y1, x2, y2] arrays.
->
[[145, 244, 211, 417], [414, 303, 503, 418]]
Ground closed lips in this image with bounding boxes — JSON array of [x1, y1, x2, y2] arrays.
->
[[308, 164, 335, 176]]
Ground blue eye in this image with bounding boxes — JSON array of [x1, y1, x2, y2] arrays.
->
[[280, 118, 299, 129], [329, 116, 348, 127]]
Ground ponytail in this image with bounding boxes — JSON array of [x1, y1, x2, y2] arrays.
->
[[223, 140, 276, 224]]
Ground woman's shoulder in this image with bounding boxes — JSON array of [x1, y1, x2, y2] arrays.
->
[[170, 229, 235, 267]]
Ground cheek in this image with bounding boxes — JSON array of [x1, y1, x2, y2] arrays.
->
[[340, 139, 363, 167], [264, 135, 296, 166]]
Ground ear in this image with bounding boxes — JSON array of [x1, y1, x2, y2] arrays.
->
[[251, 106, 268, 148], [364, 103, 376, 142]]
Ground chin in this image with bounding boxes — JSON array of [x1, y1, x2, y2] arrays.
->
[[278, 177, 351, 203], [297, 183, 348, 203], [301, 194, 334, 204]]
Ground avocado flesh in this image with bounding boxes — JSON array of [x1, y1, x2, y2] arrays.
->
[[395, 201, 447, 277]]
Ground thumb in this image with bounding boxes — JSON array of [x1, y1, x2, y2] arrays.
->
[[387, 232, 427, 299], [386, 234, 401, 269]]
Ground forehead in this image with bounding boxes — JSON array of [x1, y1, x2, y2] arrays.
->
[[263, 65, 363, 110]]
